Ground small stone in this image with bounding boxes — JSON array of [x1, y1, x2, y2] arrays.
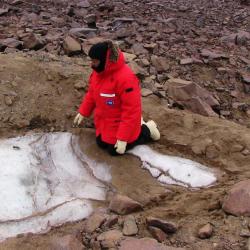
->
[[84, 212, 108, 233], [141, 88, 153, 97], [74, 81, 87, 90], [4, 96, 13, 106], [198, 223, 213, 239], [148, 226, 167, 242], [97, 230, 123, 249], [242, 149, 250, 156], [122, 215, 138, 236], [109, 194, 143, 215], [77, 0, 90, 8], [151, 55, 169, 72], [103, 215, 119, 228], [123, 52, 137, 62], [146, 217, 177, 234], [240, 229, 250, 237], [22, 33, 44, 50], [180, 58, 193, 65]]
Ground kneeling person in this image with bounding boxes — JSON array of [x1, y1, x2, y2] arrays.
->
[[73, 41, 160, 155]]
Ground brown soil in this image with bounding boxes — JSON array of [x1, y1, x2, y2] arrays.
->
[[0, 52, 250, 249]]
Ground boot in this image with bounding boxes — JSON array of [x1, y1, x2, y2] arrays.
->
[[145, 120, 160, 141]]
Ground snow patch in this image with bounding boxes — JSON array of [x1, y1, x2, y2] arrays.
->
[[129, 145, 217, 188], [0, 132, 110, 241]]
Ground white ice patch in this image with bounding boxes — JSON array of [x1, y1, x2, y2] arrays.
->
[[129, 145, 217, 188], [0, 133, 110, 241]]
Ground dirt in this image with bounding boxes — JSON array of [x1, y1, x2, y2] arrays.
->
[[0, 52, 249, 249]]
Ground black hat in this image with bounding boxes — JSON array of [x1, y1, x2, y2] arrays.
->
[[88, 42, 109, 73]]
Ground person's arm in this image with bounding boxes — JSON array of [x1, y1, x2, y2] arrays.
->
[[73, 75, 95, 126]]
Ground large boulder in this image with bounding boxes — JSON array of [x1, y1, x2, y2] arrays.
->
[[222, 180, 250, 216], [49, 235, 85, 250], [166, 79, 219, 117]]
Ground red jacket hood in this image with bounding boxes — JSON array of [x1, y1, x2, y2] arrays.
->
[[93, 49, 125, 77]]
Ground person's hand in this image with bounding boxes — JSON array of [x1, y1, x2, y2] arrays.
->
[[114, 140, 127, 154], [73, 113, 84, 127]]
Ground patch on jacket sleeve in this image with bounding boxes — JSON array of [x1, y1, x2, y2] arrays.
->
[[125, 87, 133, 93]]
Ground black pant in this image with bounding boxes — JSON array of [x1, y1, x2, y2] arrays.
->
[[96, 124, 151, 156]]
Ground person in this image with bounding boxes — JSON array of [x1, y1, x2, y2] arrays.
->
[[73, 40, 160, 155]]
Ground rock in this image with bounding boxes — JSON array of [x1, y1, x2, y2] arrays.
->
[[97, 230, 123, 249], [2, 38, 23, 49], [119, 237, 184, 250], [49, 235, 85, 250], [167, 78, 192, 85], [109, 194, 143, 215], [77, 0, 90, 8], [222, 180, 250, 216], [222, 31, 250, 46], [0, 8, 9, 16], [146, 217, 177, 234], [4, 96, 13, 106], [115, 28, 132, 39], [132, 43, 148, 55], [151, 55, 169, 72], [128, 61, 148, 78], [84, 212, 108, 233], [180, 58, 194, 65], [241, 73, 250, 84], [122, 215, 138, 236], [74, 81, 87, 90], [123, 52, 137, 62], [63, 36, 82, 56], [166, 81, 219, 117], [141, 88, 153, 97], [69, 28, 97, 38], [148, 226, 167, 242], [103, 215, 119, 228], [240, 229, 250, 237], [22, 33, 44, 50], [198, 223, 213, 239], [201, 49, 228, 60], [85, 14, 97, 28]]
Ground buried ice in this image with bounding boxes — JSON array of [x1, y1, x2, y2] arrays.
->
[[129, 146, 217, 188], [0, 132, 217, 241], [0, 132, 111, 241]]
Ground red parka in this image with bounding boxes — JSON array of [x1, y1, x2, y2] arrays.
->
[[78, 49, 142, 145]]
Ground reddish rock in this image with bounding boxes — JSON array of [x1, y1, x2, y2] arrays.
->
[[201, 49, 228, 60], [49, 235, 85, 250], [146, 217, 177, 234], [103, 215, 119, 228], [122, 215, 138, 236], [22, 33, 44, 50], [2, 38, 23, 49], [151, 55, 169, 72], [148, 226, 167, 242], [84, 212, 108, 233], [198, 223, 213, 239], [166, 81, 219, 117], [77, 0, 90, 8], [109, 194, 143, 215], [222, 180, 250, 216], [119, 237, 184, 250], [97, 229, 123, 248], [63, 36, 82, 56]]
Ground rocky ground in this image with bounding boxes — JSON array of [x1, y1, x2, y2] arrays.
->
[[0, 0, 250, 249]]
